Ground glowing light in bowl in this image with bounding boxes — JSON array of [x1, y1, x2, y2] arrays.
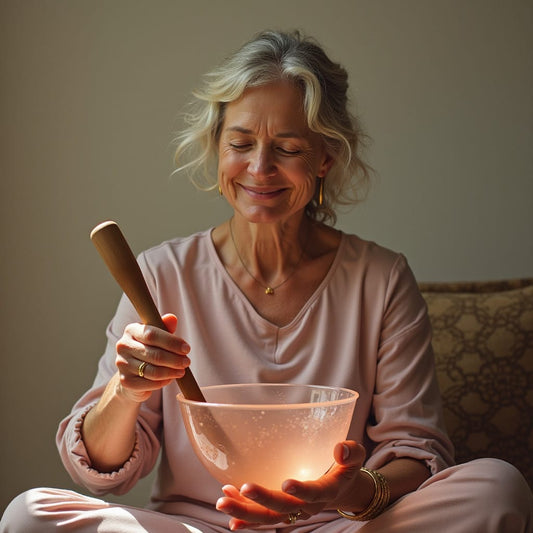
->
[[177, 383, 358, 489]]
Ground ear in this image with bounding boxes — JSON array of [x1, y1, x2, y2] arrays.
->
[[317, 151, 334, 178]]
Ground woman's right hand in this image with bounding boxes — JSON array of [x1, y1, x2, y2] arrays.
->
[[115, 313, 191, 403], [81, 313, 189, 471]]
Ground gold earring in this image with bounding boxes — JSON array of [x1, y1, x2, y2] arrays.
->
[[318, 177, 324, 206], [218, 185, 223, 196]]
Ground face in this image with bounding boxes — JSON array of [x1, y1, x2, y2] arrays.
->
[[217, 80, 332, 224]]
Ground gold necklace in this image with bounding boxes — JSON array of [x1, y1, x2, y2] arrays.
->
[[229, 218, 307, 295]]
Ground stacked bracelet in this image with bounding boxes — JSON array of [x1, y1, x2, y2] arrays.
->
[[337, 467, 390, 521]]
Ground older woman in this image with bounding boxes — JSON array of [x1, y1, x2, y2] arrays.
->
[[2, 30, 531, 533]]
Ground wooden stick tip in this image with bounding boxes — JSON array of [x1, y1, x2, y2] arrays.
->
[[90, 220, 118, 240]]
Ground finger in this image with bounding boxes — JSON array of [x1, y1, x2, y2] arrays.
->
[[117, 332, 191, 372], [238, 483, 307, 513], [131, 358, 187, 383], [217, 497, 311, 531], [228, 517, 260, 531], [280, 442, 365, 503], [118, 367, 175, 391], [221, 485, 242, 498], [115, 346, 187, 390], [280, 476, 336, 506], [216, 493, 285, 526], [218, 485, 295, 526], [125, 322, 191, 356], [161, 313, 178, 333], [333, 440, 366, 467], [115, 345, 189, 382]]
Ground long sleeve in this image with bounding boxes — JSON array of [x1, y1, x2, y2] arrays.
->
[[55, 293, 164, 496], [364, 254, 454, 473]]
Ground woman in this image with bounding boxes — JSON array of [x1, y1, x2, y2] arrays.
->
[[2, 30, 531, 532]]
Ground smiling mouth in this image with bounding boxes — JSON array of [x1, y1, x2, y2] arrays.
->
[[240, 185, 287, 198]]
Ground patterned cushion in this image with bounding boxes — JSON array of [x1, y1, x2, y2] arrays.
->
[[419, 279, 533, 488]]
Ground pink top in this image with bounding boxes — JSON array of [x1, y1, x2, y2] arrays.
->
[[56, 229, 454, 527]]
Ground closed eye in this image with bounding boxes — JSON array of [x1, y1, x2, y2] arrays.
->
[[229, 143, 252, 151], [277, 147, 301, 155]]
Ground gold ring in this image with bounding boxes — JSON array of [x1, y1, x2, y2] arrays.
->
[[287, 510, 303, 524], [138, 361, 148, 378]]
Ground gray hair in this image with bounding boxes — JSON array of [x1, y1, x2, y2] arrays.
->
[[173, 30, 371, 224]]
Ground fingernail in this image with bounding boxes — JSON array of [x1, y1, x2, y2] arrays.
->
[[241, 484, 257, 499], [181, 342, 190, 354], [342, 444, 350, 461]]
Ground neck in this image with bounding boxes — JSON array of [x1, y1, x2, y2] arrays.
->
[[229, 215, 310, 292]]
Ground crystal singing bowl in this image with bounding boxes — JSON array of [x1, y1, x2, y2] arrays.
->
[[177, 383, 358, 489]]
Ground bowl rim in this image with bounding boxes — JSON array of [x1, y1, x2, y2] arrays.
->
[[176, 383, 358, 409]]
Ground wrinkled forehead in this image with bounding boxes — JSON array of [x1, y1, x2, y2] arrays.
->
[[220, 81, 311, 134]]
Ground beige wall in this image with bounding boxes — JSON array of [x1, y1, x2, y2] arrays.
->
[[1, 0, 531, 512]]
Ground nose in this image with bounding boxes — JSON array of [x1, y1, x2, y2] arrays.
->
[[248, 146, 276, 179]]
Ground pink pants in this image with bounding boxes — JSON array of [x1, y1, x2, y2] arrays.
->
[[1, 459, 532, 533]]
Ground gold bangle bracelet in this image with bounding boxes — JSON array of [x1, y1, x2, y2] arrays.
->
[[337, 468, 390, 521]]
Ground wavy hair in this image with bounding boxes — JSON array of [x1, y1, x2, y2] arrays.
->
[[173, 30, 371, 224]]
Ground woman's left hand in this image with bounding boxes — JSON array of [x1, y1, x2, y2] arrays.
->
[[216, 441, 367, 530]]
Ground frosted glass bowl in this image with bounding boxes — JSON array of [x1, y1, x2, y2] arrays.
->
[[177, 383, 358, 489]]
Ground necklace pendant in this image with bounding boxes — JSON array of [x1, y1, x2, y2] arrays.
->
[[265, 287, 274, 295]]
